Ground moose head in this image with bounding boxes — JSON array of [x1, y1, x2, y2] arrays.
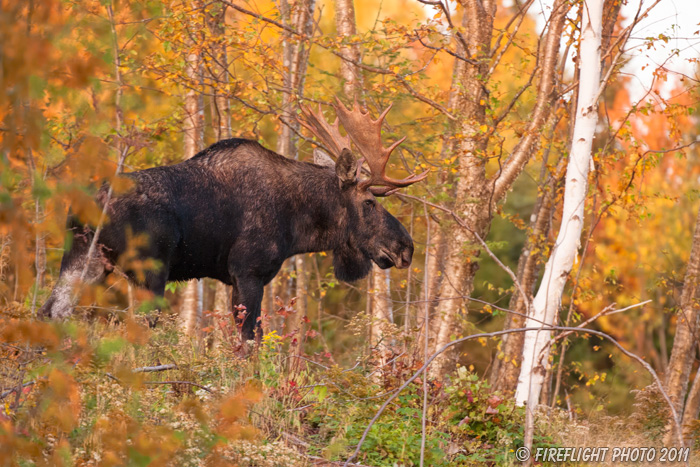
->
[[298, 99, 429, 282]]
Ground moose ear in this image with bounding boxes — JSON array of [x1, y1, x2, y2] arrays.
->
[[336, 148, 358, 187], [313, 148, 336, 169]]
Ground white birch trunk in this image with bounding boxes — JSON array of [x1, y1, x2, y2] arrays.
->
[[514, 0, 604, 407], [369, 267, 392, 348], [179, 34, 203, 335]]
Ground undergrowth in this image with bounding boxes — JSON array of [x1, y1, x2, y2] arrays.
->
[[1, 303, 689, 466]]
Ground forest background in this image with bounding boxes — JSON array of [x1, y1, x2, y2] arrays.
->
[[2, 0, 700, 465]]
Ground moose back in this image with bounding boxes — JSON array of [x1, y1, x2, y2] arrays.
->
[[39, 100, 428, 340]]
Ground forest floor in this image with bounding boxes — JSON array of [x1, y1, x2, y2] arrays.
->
[[1, 305, 696, 466]]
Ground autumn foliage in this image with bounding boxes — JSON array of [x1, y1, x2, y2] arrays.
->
[[3, 0, 700, 464]]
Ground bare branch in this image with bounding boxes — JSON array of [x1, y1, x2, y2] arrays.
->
[[488, 0, 537, 75]]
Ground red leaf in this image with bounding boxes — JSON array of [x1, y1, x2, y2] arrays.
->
[[487, 395, 503, 408]]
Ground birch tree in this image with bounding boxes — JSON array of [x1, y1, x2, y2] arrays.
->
[[207, 3, 232, 341], [179, 4, 204, 335], [514, 0, 604, 407], [491, 149, 565, 393], [335, 0, 361, 99], [493, 0, 622, 394]]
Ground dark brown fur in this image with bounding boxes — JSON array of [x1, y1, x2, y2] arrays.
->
[[40, 139, 414, 339]]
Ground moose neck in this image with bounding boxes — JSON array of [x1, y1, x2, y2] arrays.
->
[[288, 165, 351, 256]]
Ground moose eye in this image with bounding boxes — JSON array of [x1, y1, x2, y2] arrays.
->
[[363, 199, 376, 208]]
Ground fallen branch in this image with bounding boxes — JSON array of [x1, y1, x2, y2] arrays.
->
[[132, 364, 178, 373], [310, 456, 373, 467], [105, 372, 214, 393], [281, 431, 310, 447], [142, 380, 214, 393]]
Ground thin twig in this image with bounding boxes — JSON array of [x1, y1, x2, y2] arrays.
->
[[396, 193, 532, 315]]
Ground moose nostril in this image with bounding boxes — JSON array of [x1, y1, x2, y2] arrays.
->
[[401, 249, 412, 267]]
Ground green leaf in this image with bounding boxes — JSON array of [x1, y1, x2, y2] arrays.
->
[[314, 385, 328, 402]]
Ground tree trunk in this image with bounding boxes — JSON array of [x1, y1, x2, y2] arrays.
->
[[179, 13, 204, 335], [369, 264, 393, 349], [417, 217, 443, 345], [368, 267, 392, 348], [205, 3, 233, 342], [664, 206, 700, 440], [289, 255, 309, 347], [514, 0, 604, 407], [429, 0, 496, 376], [420, 10, 468, 346], [276, 0, 316, 343], [335, 0, 361, 99], [27, 148, 46, 316]]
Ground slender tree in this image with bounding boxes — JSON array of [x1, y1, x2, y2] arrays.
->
[[179, 3, 204, 335], [492, 140, 566, 393], [514, 0, 604, 408], [275, 0, 317, 344]]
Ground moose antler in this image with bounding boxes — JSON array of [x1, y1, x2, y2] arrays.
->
[[297, 99, 429, 196], [332, 98, 429, 196], [298, 104, 351, 157]]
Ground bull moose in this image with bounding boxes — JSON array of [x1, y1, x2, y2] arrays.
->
[[39, 99, 428, 340]]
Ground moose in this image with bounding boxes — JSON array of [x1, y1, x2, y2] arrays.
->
[[39, 99, 428, 340]]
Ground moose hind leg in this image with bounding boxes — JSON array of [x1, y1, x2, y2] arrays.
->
[[39, 226, 109, 320], [142, 269, 169, 328]]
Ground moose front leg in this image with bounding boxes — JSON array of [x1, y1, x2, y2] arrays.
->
[[233, 276, 265, 342]]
